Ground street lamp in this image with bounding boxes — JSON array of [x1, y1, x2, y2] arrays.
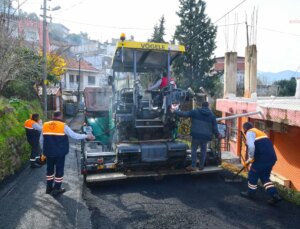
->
[[76, 54, 82, 110], [41, 0, 60, 117]]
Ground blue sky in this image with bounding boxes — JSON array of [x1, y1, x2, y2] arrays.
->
[[19, 0, 300, 73]]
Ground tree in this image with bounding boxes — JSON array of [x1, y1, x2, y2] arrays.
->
[[0, 47, 42, 100], [46, 52, 66, 84], [149, 15, 166, 43], [173, 0, 218, 95], [66, 32, 90, 45], [274, 77, 296, 96], [0, 1, 24, 93]]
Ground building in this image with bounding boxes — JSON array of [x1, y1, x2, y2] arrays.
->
[[61, 57, 103, 102], [17, 18, 50, 51], [214, 56, 245, 89], [215, 55, 279, 97], [69, 39, 116, 81], [38, 87, 62, 112], [217, 72, 300, 190]]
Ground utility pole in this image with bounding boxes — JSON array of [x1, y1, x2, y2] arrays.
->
[[41, 1, 60, 118], [77, 56, 81, 110], [42, 0, 47, 118]]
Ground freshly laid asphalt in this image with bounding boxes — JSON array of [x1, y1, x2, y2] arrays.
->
[[84, 171, 300, 229], [0, 113, 91, 229], [0, 113, 300, 229]]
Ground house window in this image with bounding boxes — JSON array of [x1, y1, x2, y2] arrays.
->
[[69, 74, 74, 83], [76, 75, 80, 83], [88, 76, 95, 85]]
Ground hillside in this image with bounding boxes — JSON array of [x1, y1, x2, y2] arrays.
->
[[258, 70, 299, 84], [0, 98, 43, 181]]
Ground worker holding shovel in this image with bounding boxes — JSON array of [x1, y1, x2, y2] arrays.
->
[[240, 122, 282, 205]]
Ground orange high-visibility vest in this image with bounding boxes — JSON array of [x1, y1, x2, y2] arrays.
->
[[248, 128, 268, 141], [24, 119, 37, 129], [43, 120, 69, 157], [24, 119, 40, 146], [43, 121, 65, 136]]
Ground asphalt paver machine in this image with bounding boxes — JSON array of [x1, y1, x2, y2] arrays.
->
[[80, 37, 224, 183]]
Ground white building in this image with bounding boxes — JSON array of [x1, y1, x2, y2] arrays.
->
[[61, 57, 105, 102]]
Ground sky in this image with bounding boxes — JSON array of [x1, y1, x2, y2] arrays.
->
[[17, 0, 300, 73]]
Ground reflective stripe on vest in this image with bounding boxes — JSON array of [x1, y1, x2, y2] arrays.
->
[[43, 121, 65, 136], [24, 119, 37, 129], [249, 128, 268, 141]]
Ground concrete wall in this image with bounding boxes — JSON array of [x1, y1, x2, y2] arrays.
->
[[257, 85, 279, 96], [224, 52, 237, 98], [295, 77, 300, 99], [244, 45, 257, 98]]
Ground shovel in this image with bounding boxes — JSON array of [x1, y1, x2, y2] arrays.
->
[[224, 166, 245, 183]]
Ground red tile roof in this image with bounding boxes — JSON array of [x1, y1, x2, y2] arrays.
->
[[214, 56, 245, 71], [64, 57, 98, 72], [38, 87, 61, 96]]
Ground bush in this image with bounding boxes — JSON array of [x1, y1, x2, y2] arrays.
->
[[0, 98, 43, 181], [1, 81, 38, 100]]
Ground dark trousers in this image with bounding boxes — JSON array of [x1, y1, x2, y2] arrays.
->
[[29, 143, 41, 163], [247, 162, 278, 197], [46, 156, 66, 189], [191, 138, 208, 168]]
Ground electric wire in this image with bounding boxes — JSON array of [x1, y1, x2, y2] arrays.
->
[[51, 17, 175, 31], [214, 0, 248, 25], [54, 0, 88, 15], [187, 0, 248, 44], [257, 27, 300, 37], [289, 65, 300, 79]]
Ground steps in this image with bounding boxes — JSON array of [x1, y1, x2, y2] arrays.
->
[[221, 151, 241, 165]]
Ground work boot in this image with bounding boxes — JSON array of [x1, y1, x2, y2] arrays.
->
[[46, 187, 53, 195], [268, 194, 282, 205], [199, 165, 204, 171], [52, 188, 66, 196], [185, 165, 198, 172], [30, 162, 42, 168], [240, 191, 256, 199]]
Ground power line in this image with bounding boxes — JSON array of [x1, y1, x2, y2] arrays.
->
[[257, 26, 300, 37], [51, 18, 248, 33], [214, 0, 247, 24], [18, 0, 30, 8], [214, 22, 244, 27], [55, 0, 88, 15], [187, 0, 248, 44], [290, 65, 300, 79], [51, 17, 175, 31]]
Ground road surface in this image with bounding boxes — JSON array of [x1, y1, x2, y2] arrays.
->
[[0, 113, 299, 229]]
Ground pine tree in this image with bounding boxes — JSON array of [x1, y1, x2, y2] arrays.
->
[[149, 15, 166, 43], [173, 0, 218, 94]]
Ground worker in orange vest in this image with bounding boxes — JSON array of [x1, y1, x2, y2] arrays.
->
[[24, 113, 43, 168], [240, 122, 282, 205], [42, 111, 95, 196]]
